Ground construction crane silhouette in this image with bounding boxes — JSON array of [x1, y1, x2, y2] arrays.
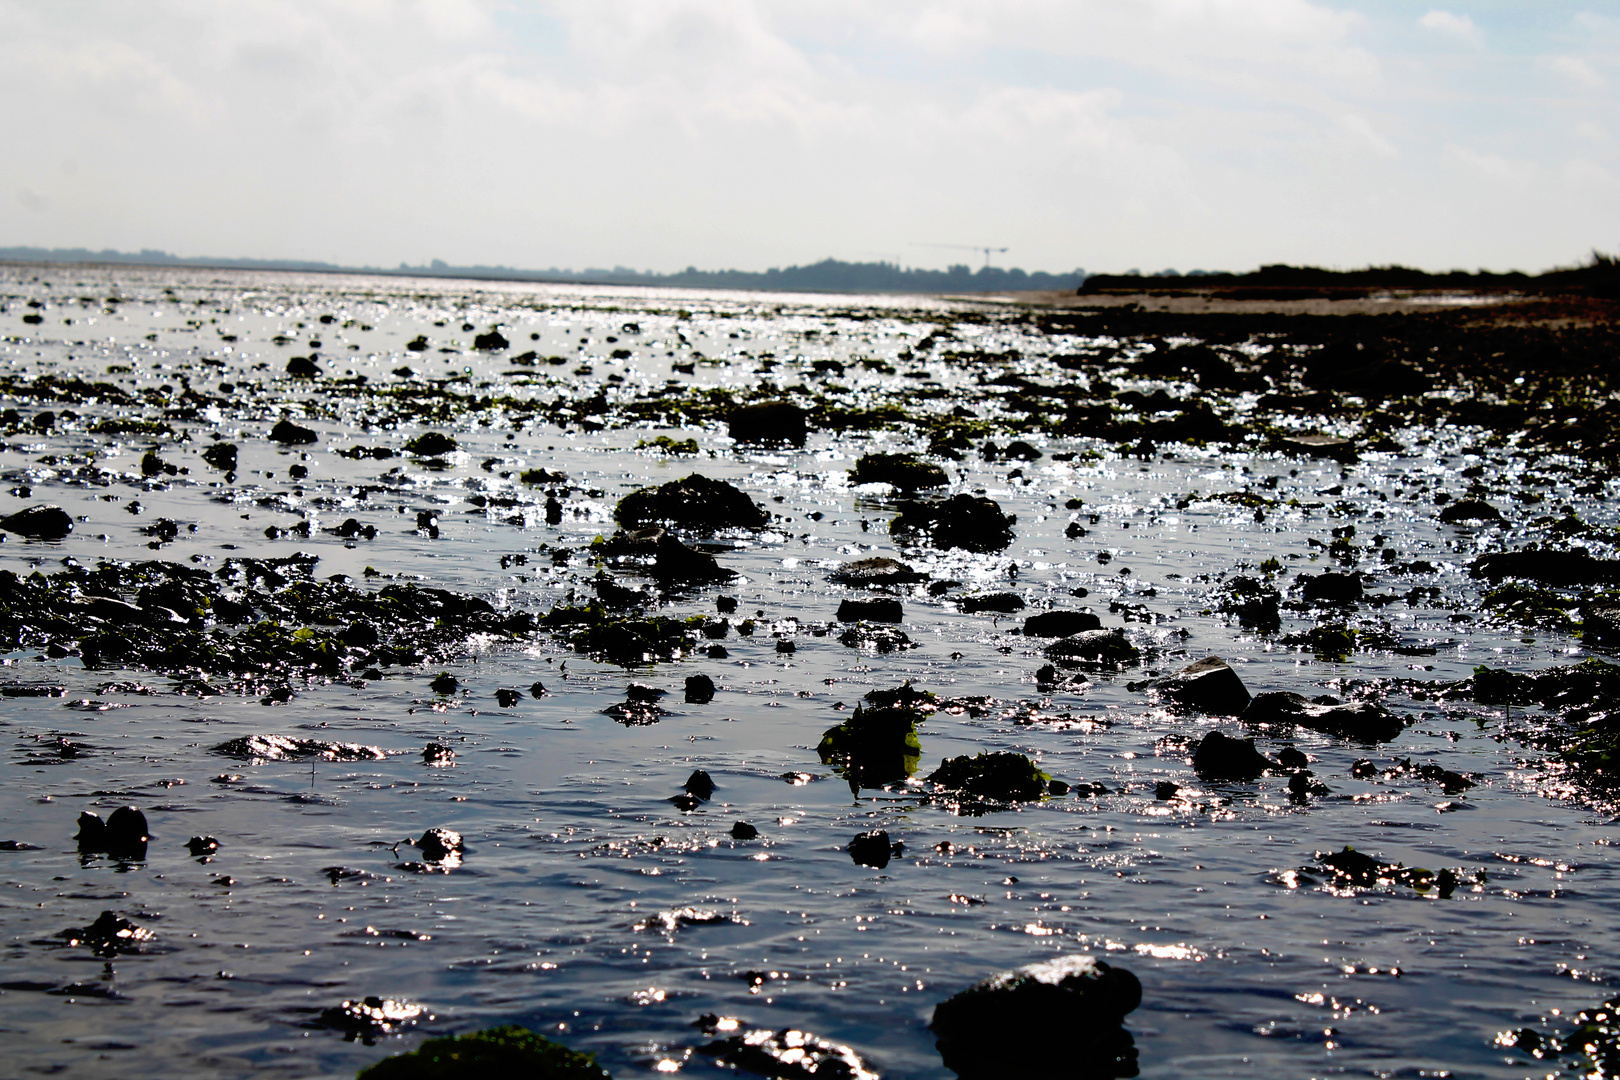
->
[[914, 243, 1009, 269]]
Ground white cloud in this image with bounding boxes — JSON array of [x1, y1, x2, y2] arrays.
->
[[1419, 10, 1482, 46], [1548, 55, 1606, 90]]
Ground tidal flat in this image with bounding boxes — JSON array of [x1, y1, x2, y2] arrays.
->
[[0, 262, 1617, 1078]]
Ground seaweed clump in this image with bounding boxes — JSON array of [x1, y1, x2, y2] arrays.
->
[[927, 751, 1060, 807], [357, 1025, 610, 1079], [818, 703, 925, 793]]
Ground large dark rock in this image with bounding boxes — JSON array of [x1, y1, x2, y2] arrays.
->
[[472, 329, 510, 351], [0, 504, 73, 539], [685, 674, 716, 704], [1439, 499, 1503, 524], [404, 432, 458, 456], [615, 473, 769, 532], [1300, 572, 1362, 604], [1192, 730, 1273, 781], [694, 1014, 876, 1079], [847, 829, 901, 869], [849, 452, 948, 490], [818, 705, 922, 791], [1141, 656, 1251, 715], [837, 598, 902, 623], [75, 806, 149, 859], [828, 556, 926, 587], [1022, 610, 1101, 638], [1044, 629, 1140, 666], [729, 401, 807, 446], [930, 954, 1141, 1080], [927, 751, 1051, 803], [269, 418, 318, 444], [1241, 691, 1404, 742], [960, 592, 1025, 614], [1471, 549, 1620, 587], [891, 494, 1016, 553]]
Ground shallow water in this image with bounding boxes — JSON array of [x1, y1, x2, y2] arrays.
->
[[0, 263, 1614, 1079]]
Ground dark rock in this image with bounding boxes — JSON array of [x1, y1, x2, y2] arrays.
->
[[1191, 730, 1274, 781], [430, 672, 459, 695], [1022, 610, 1101, 638], [75, 806, 150, 858], [1044, 629, 1140, 665], [472, 329, 510, 351], [849, 452, 948, 489], [286, 356, 320, 377], [1301, 572, 1363, 604], [1215, 576, 1281, 630], [728, 401, 807, 446], [62, 911, 154, 957], [837, 598, 902, 623], [341, 620, 379, 647], [960, 592, 1025, 614], [357, 1025, 604, 1078], [1141, 656, 1251, 715], [319, 995, 429, 1043], [1154, 781, 1181, 800], [1584, 601, 1620, 646], [1241, 691, 1404, 742], [683, 769, 715, 800], [269, 419, 318, 444], [931, 954, 1141, 1080], [404, 432, 458, 456], [1277, 745, 1309, 770], [1439, 499, 1503, 524], [0, 504, 73, 539], [694, 1015, 875, 1079], [836, 623, 915, 653], [927, 752, 1050, 803], [819, 705, 922, 791], [1471, 549, 1620, 587], [848, 829, 901, 868], [185, 835, 219, 857], [717, 595, 739, 613], [669, 793, 703, 812], [827, 557, 926, 586], [602, 698, 667, 726], [418, 828, 463, 861], [597, 528, 735, 586], [1003, 440, 1042, 460], [494, 688, 521, 708], [891, 494, 1016, 553], [211, 734, 387, 761], [685, 673, 717, 704], [0, 840, 43, 850], [616, 473, 769, 532], [201, 442, 238, 471], [529, 681, 548, 698], [423, 743, 455, 764], [1278, 433, 1357, 462], [730, 821, 759, 841]]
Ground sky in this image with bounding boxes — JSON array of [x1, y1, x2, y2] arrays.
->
[[1, 0, 1616, 275]]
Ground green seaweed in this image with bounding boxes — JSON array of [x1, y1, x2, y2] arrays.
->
[[357, 1025, 610, 1079]]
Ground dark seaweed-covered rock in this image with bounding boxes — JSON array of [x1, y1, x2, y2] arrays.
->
[[354, 1029, 609, 1075], [1500, 992, 1620, 1077], [417, 828, 463, 861], [1044, 629, 1140, 666], [600, 528, 735, 586], [694, 1014, 876, 1079], [1277, 433, 1357, 462], [891, 494, 1015, 553], [730, 821, 758, 840], [472, 329, 510, 351], [683, 769, 715, 800], [930, 954, 1141, 1080], [185, 835, 219, 857], [1022, 610, 1101, 638], [201, 442, 238, 471], [542, 603, 700, 666], [1471, 549, 1620, 587], [818, 704, 922, 791], [404, 432, 458, 456], [837, 598, 902, 623], [1439, 498, 1503, 524], [269, 419, 318, 444], [685, 673, 716, 704], [1138, 656, 1251, 715], [847, 829, 902, 869], [317, 996, 429, 1044], [423, 743, 455, 764], [212, 734, 387, 761], [430, 672, 458, 694], [286, 356, 320, 377], [1241, 691, 1404, 742], [0, 504, 73, 539], [1214, 575, 1281, 631], [728, 401, 807, 446], [1314, 846, 1463, 896], [75, 806, 149, 858], [1585, 601, 1620, 646], [1300, 572, 1363, 604], [494, 687, 521, 707], [61, 911, 155, 957], [927, 752, 1051, 803], [827, 557, 925, 587], [836, 622, 915, 653], [1192, 730, 1274, 781], [960, 592, 1025, 614], [849, 452, 948, 490], [616, 474, 769, 532], [602, 698, 668, 725]]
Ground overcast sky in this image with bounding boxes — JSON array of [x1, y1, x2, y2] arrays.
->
[[3, 1, 1615, 275]]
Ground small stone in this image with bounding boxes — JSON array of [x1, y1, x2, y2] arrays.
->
[[848, 829, 899, 868], [417, 828, 463, 861], [1140, 656, 1252, 715], [269, 419, 318, 444], [0, 504, 73, 539], [683, 769, 716, 800], [1191, 730, 1274, 781], [185, 835, 219, 857], [730, 821, 759, 840], [494, 687, 521, 708]]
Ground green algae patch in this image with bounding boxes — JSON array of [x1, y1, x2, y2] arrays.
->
[[540, 603, 703, 666], [357, 1025, 610, 1079], [817, 704, 924, 792], [635, 435, 699, 456]]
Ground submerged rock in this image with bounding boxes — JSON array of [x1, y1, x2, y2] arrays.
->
[[0, 504, 73, 539], [927, 752, 1053, 804], [615, 474, 769, 532], [356, 1024, 608, 1078], [849, 452, 948, 490], [185, 835, 220, 857], [317, 996, 429, 1044], [1214, 575, 1281, 631], [61, 910, 155, 957], [728, 401, 807, 446], [730, 821, 759, 841], [891, 494, 1016, 553], [1022, 610, 1101, 638], [837, 623, 915, 653], [1137, 656, 1252, 715], [1241, 691, 1404, 743], [836, 598, 902, 623], [847, 829, 902, 869], [683, 769, 716, 800], [827, 557, 925, 587], [694, 1014, 877, 1080], [1191, 730, 1274, 781], [211, 734, 387, 762], [1044, 629, 1140, 666], [930, 954, 1141, 1080]]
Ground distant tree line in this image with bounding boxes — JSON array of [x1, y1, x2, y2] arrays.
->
[[0, 246, 1085, 294]]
